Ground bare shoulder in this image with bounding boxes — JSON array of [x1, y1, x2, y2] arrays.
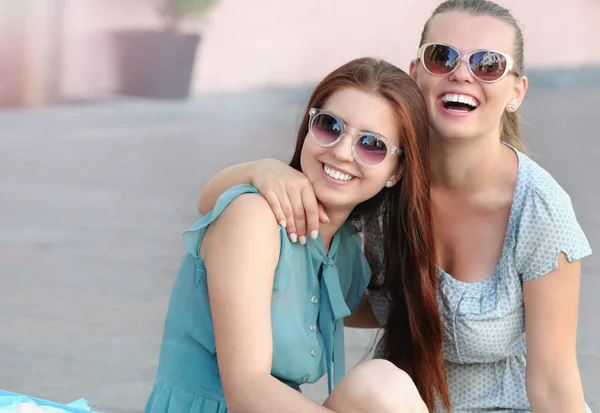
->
[[200, 193, 281, 262]]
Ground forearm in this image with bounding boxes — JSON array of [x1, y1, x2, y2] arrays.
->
[[523, 256, 587, 413], [527, 369, 586, 413], [198, 161, 258, 215], [226, 375, 335, 413]]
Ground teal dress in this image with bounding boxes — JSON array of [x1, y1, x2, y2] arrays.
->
[[145, 185, 371, 413]]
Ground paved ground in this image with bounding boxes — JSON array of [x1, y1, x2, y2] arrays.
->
[[0, 85, 598, 412]]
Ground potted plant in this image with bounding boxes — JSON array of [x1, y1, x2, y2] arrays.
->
[[114, 0, 218, 99]]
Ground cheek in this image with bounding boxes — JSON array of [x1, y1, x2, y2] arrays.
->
[[299, 136, 321, 171], [384, 160, 399, 181], [414, 68, 435, 92], [485, 83, 513, 105], [363, 160, 397, 185], [416, 78, 439, 112], [482, 86, 513, 118]]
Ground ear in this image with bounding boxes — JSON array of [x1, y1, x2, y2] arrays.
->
[[387, 164, 404, 187], [409, 60, 419, 82], [508, 74, 528, 111]]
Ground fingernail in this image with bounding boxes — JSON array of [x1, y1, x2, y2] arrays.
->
[[279, 220, 286, 228], [289, 233, 297, 243], [299, 236, 307, 245], [324, 214, 330, 223], [310, 230, 319, 240]]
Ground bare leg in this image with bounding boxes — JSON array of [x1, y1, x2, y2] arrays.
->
[[323, 359, 429, 413]]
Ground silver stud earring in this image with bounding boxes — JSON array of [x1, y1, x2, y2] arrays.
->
[[507, 103, 517, 110], [385, 180, 393, 188]]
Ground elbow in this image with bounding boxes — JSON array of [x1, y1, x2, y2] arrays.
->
[[226, 401, 247, 413], [526, 380, 552, 410], [223, 390, 249, 413], [222, 374, 267, 413], [526, 368, 585, 412]]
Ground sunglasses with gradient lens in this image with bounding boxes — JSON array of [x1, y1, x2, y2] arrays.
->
[[418, 43, 518, 83], [308, 108, 401, 167]]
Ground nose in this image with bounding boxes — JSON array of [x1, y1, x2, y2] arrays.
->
[[448, 57, 475, 83], [329, 129, 356, 164]]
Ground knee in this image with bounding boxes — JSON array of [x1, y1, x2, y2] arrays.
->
[[353, 360, 422, 404], [330, 359, 426, 412]]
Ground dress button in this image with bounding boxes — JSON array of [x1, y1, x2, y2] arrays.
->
[[309, 324, 316, 332], [310, 296, 318, 304], [310, 348, 317, 357], [300, 376, 308, 384]]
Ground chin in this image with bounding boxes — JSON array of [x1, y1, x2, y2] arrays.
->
[[431, 122, 480, 142], [313, 186, 355, 213]]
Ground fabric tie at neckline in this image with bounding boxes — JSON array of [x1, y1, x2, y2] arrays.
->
[[318, 256, 350, 393]]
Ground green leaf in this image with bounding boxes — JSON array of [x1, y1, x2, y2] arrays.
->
[[173, 0, 219, 16]]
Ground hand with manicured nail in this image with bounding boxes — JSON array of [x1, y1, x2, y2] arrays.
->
[[251, 159, 328, 242]]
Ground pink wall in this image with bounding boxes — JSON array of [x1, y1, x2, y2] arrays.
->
[[58, 0, 160, 98], [0, 3, 23, 105], [194, 0, 600, 93], [54, 0, 600, 99]]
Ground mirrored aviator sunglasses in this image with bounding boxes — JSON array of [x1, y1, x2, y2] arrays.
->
[[418, 42, 519, 83], [308, 108, 400, 167]]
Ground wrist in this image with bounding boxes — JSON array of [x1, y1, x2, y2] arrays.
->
[[246, 160, 261, 186]]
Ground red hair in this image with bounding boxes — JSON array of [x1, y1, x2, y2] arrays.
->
[[289, 57, 450, 411]]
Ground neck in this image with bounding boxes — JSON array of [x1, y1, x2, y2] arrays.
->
[[430, 131, 506, 194], [319, 208, 352, 252]]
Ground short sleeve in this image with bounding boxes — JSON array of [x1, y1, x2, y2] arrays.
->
[[360, 222, 389, 326], [515, 186, 592, 282], [182, 184, 260, 257], [367, 288, 389, 326], [346, 248, 372, 312], [335, 224, 372, 312]]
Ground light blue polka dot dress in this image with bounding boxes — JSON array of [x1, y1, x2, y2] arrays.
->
[[370, 146, 593, 412]]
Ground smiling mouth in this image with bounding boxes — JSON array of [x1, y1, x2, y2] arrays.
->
[[322, 163, 356, 182], [440, 93, 479, 112]]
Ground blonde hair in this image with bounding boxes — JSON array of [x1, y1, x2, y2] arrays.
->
[[420, 0, 526, 152]]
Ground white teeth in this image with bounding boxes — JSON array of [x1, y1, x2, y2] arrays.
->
[[441, 93, 479, 108], [324, 165, 353, 182]]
